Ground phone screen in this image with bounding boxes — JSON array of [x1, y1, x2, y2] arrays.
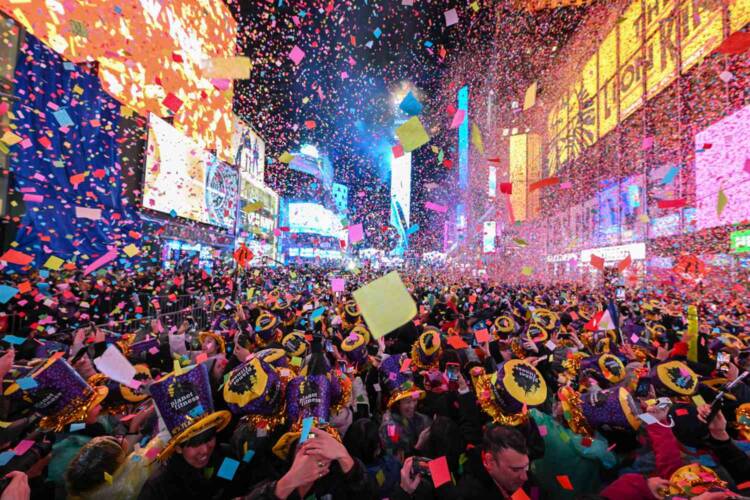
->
[[634, 377, 651, 398], [716, 352, 731, 373], [446, 363, 460, 382]]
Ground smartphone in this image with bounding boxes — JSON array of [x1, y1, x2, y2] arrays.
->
[[446, 362, 460, 382], [716, 351, 731, 374], [411, 457, 431, 478], [634, 377, 651, 398]]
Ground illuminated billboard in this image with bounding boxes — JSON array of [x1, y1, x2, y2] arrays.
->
[[3, 0, 238, 162], [546, 0, 750, 174], [695, 104, 750, 230], [483, 221, 496, 253], [289, 145, 334, 186], [231, 117, 265, 183], [390, 153, 412, 227], [288, 202, 345, 238], [332, 183, 349, 214], [458, 86, 469, 190], [509, 135, 527, 222], [143, 114, 238, 229], [488, 166, 497, 198]]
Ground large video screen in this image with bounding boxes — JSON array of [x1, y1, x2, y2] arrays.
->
[[483, 221, 496, 253], [143, 115, 238, 229], [288, 202, 344, 238], [231, 117, 265, 183], [390, 152, 412, 227], [3, 0, 238, 162], [695, 104, 750, 230]]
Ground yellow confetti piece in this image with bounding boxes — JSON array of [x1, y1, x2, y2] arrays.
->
[[122, 244, 139, 257], [104, 472, 113, 485], [44, 255, 64, 271], [521, 266, 533, 276], [376, 469, 385, 486], [1, 131, 22, 146], [278, 152, 295, 164]]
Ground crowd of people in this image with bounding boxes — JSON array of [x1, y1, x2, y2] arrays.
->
[[0, 261, 748, 499]]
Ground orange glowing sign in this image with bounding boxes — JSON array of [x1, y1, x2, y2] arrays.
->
[[547, 0, 750, 174], [2, 0, 238, 162]]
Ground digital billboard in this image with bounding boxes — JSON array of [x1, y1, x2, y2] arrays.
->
[[390, 152, 412, 227], [231, 117, 265, 183], [332, 183, 349, 214], [458, 86, 469, 191], [482, 221, 496, 253], [288, 202, 345, 238], [143, 114, 238, 229], [509, 134, 528, 221], [2, 0, 237, 162], [289, 145, 334, 186], [238, 176, 278, 259], [488, 166, 497, 198], [695, 104, 750, 230], [546, 0, 750, 174]]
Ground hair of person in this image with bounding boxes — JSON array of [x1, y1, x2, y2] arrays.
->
[[481, 425, 528, 457], [342, 418, 381, 465], [65, 436, 126, 495], [180, 427, 217, 449], [423, 416, 464, 463]]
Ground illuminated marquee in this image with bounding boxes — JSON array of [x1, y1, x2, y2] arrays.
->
[[458, 86, 469, 191], [547, 0, 750, 175], [509, 134, 542, 222], [2, 0, 238, 162]]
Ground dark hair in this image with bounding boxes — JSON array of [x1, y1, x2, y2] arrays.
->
[[481, 425, 528, 456], [422, 416, 465, 471], [343, 418, 381, 465], [65, 437, 125, 494], [181, 427, 217, 448]]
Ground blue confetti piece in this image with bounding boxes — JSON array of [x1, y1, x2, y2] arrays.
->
[[217, 457, 240, 480], [373, 27, 382, 38], [0, 286, 19, 305], [311, 307, 326, 322], [189, 405, 204, 418], [63, 62, 75, 71], [52, 109, 74, 128], [70, 422, 86, 432], [242, 449, 255, 463], [16, 377, 37, 390], [424, 41, 433, 47], [406, 224, 420, 235], [2, 335, 25, 345], [300, 416, 314, 443], [0, 451, 14, 466], [399, 91, 423, 116]]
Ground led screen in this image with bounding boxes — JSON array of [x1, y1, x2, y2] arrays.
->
[[3, 0, 238, 161], [390, 152, 412, 227], [695, 104, 750, 230], [488, 166, 497, 198], [289, 145, 334, 186], [143, 114, 238, 229], [231, 117, 265, 183], [483, 221, 496, 253], [458, 86, 469, 190], [288, 202, 344, 238]]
